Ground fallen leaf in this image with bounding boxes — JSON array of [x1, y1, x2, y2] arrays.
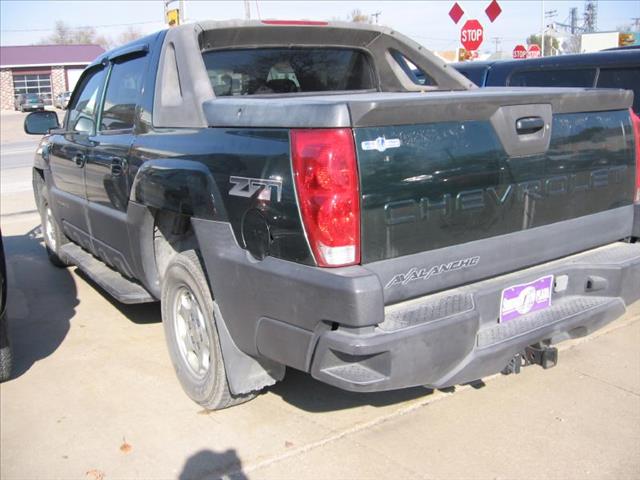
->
[[86, 469, 105, 480], [119, 440, 132, 454]]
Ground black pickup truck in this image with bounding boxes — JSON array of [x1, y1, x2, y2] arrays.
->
[[25, 20, 640, 410]]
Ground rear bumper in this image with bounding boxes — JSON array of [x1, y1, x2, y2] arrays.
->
[[193, 219, 640, 394], [310, 242, 640, 391]]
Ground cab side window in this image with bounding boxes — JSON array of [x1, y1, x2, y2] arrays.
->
[[100, 54, 148, 131], [66, 67, 107, 133]]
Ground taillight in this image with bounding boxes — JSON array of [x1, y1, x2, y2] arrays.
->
[[632, 109, 640, 203], [291, 128, 360, 267]]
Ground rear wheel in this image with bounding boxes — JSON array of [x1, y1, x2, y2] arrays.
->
[[161, 250, 254, 410]]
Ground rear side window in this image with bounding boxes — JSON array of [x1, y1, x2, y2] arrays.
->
[[596, 67, 640, 114], [100, 54, 147, 131], [508, 68, 596, 87], [202, 47, 375, 96]]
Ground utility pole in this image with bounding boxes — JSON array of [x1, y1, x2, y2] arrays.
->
[[541, 0, 545, 57], [631, 17, 640, 31], [492, 37, 502, 53], [371, 11, 382, 24], [244, 0, 251, 20]]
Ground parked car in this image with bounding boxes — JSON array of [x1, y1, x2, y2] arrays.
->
[[452, 49, 640, 114], [54, 91, 71, 109], [24, 20, 640, 410], [14, 93, 45, 112], [0, 232, 10, 382]]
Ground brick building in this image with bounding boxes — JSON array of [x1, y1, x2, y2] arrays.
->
[[0, 44, 105, 110]]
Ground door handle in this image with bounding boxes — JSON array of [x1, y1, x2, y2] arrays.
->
[[515, 116, 545, 135], [110, 157, 128, 177], [73, 154, 86, 167]]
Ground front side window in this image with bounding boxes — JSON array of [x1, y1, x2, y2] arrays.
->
[[100, 54, 148, 131], [67, 67, 107, 133], [508, 68, 596, 87], [202, 47, 375, 96]]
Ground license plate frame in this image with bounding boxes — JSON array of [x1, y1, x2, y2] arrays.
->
[[499, 275, 554, 323]]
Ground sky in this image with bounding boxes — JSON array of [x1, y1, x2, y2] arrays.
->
[[1, 0, 639, 54]]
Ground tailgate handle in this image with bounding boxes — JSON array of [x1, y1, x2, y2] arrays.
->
[[515, 116, 545, 135]]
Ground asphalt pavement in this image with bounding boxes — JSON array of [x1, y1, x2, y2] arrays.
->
[[1, 110, 639, 480]]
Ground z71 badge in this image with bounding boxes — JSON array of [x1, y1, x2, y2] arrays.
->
[[229, 176, 283, 202]]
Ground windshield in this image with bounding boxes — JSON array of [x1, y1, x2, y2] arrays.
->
[[26, 93, 40, 100], [202, 47, 376, 96]]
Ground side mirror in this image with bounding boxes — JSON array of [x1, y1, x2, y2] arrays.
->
[[24, 111, 60, 135]]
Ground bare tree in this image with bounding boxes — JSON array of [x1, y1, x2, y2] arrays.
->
[[38, 21, 143, 50], [111, 26, 143, 48], [527, 33, 560, 56], [562, 35, 581, 54], [348, 9, 371, 23]]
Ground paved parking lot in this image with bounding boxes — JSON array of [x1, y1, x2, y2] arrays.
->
[[1, 111, 639, 479]]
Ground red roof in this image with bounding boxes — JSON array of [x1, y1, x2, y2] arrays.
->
[[0, 44, 105, 68]]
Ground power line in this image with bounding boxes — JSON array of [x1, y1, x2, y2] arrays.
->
[[1, 19, 163, 33]]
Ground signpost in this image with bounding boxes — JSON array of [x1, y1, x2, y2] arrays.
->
[[460, 19, 484, 52], [527, 44, 541, 58], [512, 44, 527, 59]]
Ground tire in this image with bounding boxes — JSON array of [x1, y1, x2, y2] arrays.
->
[[161, 250, 254, 410], [34, 174, 69, 268], [0, 346, 11, 383], [0, 314, 11, 383]]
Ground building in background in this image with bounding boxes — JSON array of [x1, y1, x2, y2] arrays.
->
[[0, 44, 104, 110], [580, 31, 639, 52]]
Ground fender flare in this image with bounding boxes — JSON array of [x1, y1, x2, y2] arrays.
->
[[130, 159, 227, 221]]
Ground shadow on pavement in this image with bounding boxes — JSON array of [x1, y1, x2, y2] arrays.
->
[[270, 368, 433, 412], [179, 449, 247, 480], [2, 225, 78, 379], [3, 225, 436, 412]]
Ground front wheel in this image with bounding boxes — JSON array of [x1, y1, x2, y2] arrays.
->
[[34, 174, 69, 268], [161, 250, 254, 410]]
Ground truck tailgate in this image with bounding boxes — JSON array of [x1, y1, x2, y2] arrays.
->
[[354, 88, 636, 303]]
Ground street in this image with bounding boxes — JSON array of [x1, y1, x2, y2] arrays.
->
[[0, 110, 639, 479]]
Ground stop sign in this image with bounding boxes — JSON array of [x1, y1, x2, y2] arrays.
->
[[512, 44, 527, 59], [460, 19, 484, 51], [527, 44, 541, 58]]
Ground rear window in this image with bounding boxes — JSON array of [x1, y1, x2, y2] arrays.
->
[[596, 67, 640, 114], [202, 47, 376, 96], [508, 68, 596, 87]]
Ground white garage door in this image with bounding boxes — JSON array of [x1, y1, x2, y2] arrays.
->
[[66, 67, 85, 93]]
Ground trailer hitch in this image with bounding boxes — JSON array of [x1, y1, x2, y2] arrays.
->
[[501, 343, 558, 375], [524, 343, 558, 369]]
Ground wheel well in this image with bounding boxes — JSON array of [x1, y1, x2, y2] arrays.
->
[[153, 209, 198, 283]]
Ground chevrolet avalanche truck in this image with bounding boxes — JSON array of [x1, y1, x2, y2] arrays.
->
[[24, 20, 640, 410]]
